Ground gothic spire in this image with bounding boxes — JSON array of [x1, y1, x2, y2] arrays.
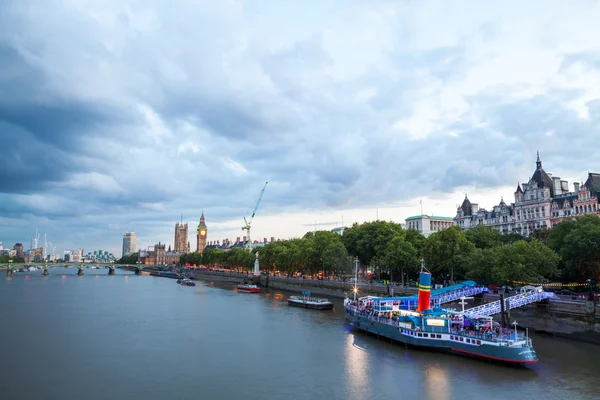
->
[[536, 151, 542, 169]]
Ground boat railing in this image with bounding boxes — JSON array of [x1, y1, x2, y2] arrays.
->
[[294, 296, 330, 303], [449, 329, 528, 347], [345, 305, 530, 347]]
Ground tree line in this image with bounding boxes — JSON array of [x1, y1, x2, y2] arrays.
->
[[123, 215, 600, 285], [0, 256, 25, 264], [117, 253, 139, 265]]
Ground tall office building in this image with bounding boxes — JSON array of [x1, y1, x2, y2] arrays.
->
[[122, 232, 136, 257], [174, 222, 189, 253], [13, 243, 23, 258]]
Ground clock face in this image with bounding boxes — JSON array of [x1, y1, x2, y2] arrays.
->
[[200, 230, 206, 236]]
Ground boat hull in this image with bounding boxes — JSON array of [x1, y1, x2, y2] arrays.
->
[[288, 299, 333, 310], [238, 287, 261, 293], [345, 312, 538, 365]]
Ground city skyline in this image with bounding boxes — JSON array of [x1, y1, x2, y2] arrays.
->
[[2, 1, 600, 256]]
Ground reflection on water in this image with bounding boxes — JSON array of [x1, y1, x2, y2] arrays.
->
[[345, 333, 369, 400], [424, 364, 449, 400], [0, 273, 599, 400]]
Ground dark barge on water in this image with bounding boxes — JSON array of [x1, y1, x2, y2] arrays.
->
[[288, 291, 333, 310]]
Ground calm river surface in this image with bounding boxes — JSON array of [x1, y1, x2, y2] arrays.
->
[[1, 270, 598, 400]]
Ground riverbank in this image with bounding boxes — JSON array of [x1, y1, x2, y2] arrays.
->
[[192, 270, 418, 299], [193, 270, 600, 345]]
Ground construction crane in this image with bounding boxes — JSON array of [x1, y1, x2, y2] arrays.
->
[[242, 181, 268, 251], [48, 241, 56, 261]]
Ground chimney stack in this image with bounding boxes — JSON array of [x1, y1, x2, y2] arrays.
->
[[264, 238, 267, 243], [243, 236, 247, 242], [236, 237, 240, 243], [574, 182, 580, 192], [271, 237, 275, 242]]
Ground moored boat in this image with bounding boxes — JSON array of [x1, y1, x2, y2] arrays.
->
[[237, 284, 261, 293], [344, 266, 539, 365], [288, 291, 333, 310], [179, 278, 196, 286]]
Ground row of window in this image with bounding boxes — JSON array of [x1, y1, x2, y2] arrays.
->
[[400, 329, 443, 339], [450, 335, 482, 345], [551, 204, 597, 218]]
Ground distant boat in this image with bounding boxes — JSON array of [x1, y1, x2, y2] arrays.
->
[[237, 284, 261, 293], [179, 278, 196, 287], [288, 291, 333, 310]]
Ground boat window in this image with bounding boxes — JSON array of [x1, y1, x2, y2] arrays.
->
[[477, 340, 481, 345], [450, 335, 454, 340], [417, 333, 422, 337], [436, 334, 442, 339], [460, 337, 464, 342], [466, 339, 471, 343], [423, 333, 428, 338]]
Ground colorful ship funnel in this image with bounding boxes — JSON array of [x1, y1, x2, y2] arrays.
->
[[417, 271, 432, 312]]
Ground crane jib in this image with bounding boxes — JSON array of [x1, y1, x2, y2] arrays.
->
[[243, 181, 268, 250]]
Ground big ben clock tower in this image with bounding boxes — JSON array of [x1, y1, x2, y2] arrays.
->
[[196, 211, 207, 253]]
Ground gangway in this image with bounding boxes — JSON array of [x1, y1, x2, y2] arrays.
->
[[462, 286, 554, 318], [408, 280, 486, 305], [431, 285, 485, 305]]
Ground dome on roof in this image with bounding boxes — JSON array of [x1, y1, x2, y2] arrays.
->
[[460, 195, 472, 216], [530, 153, 554, 196]]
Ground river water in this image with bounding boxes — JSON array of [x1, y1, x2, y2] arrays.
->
[[0, 269, 598, 400]]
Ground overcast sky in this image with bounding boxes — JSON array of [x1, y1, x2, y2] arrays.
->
[[2, 1, 600, 256]]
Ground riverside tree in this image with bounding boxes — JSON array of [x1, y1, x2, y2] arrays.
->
[[422, 225, 475, 283], [548, 215, 600, 282], [341, 220, 405, 272], [372, 234, 419, 285], [117, 253, 138, 265], [464, 225, 503, 249], [465, 240, 560, 284]]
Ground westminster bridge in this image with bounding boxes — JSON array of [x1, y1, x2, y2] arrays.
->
[[1, 262, 162, 277]]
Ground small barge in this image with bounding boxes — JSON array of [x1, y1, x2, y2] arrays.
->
[[178, 278, 196, 286], [288, 291, 333, 310], [237, 284, 261, 293]]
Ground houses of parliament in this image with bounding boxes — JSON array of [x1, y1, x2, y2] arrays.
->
[[178, 211, 277, 253], [173, 212, 208, 254]]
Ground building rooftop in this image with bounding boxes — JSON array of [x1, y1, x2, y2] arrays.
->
[[530, 152, 555, 196], [405, 215, 454, 221]]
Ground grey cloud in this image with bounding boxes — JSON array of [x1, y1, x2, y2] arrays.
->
[[2, 1, 600, 254]]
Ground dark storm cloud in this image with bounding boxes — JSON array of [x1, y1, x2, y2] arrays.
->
[[1, 0, 600, 253], [0, 126, 75, 193]]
